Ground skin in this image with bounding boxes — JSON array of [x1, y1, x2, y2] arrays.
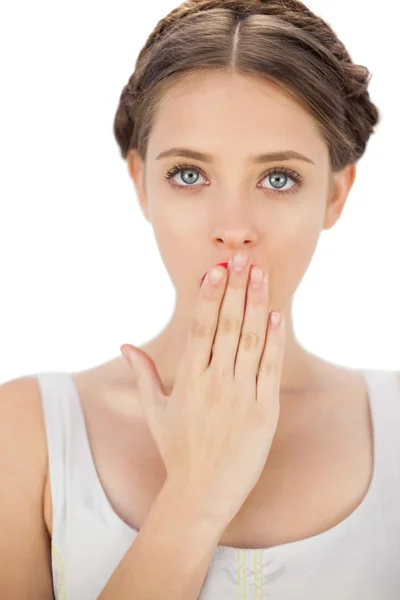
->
[[124, 69, 357, 400]]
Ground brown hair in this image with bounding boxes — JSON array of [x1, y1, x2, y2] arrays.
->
[[113, 0, 381, 172]]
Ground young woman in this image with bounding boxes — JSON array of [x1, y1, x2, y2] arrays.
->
[[2, 1, 397, 599]]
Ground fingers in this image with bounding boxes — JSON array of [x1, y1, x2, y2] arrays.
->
[[210, 253, 253, 374], [256, 312, 286, 411], [183, 251, 284, 396], [183, 262, 229, 375], [233, 265, 270, 381]]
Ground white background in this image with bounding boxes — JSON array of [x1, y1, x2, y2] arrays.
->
[[1, 0, 398, 385]]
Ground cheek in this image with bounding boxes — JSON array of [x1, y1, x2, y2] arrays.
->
[[151, 199, 199, 235], [150, 199, 203, 253], [268, 220, 321, 307], [151, 216, 197, 284]]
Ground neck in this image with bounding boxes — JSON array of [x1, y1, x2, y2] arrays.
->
[[139, 299, 333, 398]]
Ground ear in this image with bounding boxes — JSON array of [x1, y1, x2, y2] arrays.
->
[[323, 163, 357, 230], [127, 149, 151, 223]]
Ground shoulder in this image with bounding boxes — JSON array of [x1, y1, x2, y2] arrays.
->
[[0, 377, 50, 513], [0, 376, 49, 524], [0, 375, 48, 479], [0, 376, 54, 595]]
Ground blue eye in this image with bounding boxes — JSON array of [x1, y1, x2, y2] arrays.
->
[[164, 163, 304, 196], [164, 164, 205, 188]]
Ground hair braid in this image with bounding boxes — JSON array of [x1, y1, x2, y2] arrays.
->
[[114, 0, 381, 167]]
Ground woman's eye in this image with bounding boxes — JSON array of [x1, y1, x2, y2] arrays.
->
[[259, 171, 297, 193], [164, 164, 303, 195], [165, 165, 205, 188]]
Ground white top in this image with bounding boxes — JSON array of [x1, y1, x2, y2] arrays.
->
[[37, 368, 400, 599]]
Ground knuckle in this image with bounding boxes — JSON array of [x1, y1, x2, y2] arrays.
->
[[210, 359, 233, 383], [190, 317, 214, 339], [219, 314, 241, 335], [239, 330, 261, 352], [234, 375, 252, 397], [216, 363, 234, 380], [259, 358, 278, 378], [209, 369, 230, 398]]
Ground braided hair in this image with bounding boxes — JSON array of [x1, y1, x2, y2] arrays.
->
[[114, 0, 380, 170]]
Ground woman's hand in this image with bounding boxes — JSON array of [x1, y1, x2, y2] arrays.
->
[[121, 251, 286, 525]]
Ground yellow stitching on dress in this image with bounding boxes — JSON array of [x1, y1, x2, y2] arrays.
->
[[51, 543, 66, 600], [253, 550, 258, 599], [238, 549, 266, 599], [237, 550, 240, 599], [243, 550, 247, 599], [259, 549, 264, 599]]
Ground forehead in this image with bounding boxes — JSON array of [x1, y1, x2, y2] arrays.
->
[[149, 70, 328, 165]]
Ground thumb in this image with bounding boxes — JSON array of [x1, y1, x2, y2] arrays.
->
[[120, 344, 167, 416]]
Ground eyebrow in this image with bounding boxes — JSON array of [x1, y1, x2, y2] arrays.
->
[[156, 147, 316, 166]]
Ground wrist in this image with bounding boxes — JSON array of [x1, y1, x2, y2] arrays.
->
[[161, 478, 228, 534]]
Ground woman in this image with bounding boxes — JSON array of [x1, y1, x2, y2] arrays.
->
[[2, 0, 398, 599]]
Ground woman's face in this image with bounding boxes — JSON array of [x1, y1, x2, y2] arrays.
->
[[129, 70, 353, 315]]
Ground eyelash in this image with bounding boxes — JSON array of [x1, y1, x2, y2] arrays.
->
[[164, 163, 304, 196]]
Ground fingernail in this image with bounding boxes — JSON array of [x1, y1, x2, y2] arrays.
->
[[271, 312, 281, 327], [120, 345, 130, 362], [232, 252, 248, 272], [201, 262, 228, 286]]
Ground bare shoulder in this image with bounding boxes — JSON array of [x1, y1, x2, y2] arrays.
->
[[0, 375, 48, 476], [0, 376, 53, 597], [0, 375, 49, 511]]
